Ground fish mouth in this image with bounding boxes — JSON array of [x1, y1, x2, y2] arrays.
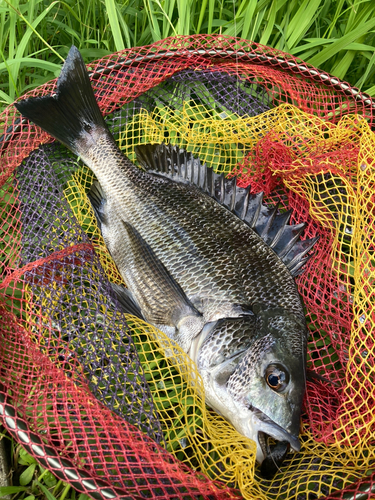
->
[[252, 409, 300, 477], [254, 407, 300, 450], [258, 431, 291, 478]]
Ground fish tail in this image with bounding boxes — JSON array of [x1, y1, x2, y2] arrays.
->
[[15, 46, 107, 156]]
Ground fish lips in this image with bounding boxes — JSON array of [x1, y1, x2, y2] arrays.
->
[[255, 412, 301, 453], [258, 433, 291, 479], [251, 409, 300, 475]]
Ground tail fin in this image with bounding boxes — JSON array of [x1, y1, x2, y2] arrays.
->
[[14, 46, 107, 155]]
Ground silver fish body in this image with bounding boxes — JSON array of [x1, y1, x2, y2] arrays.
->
[[15, 46, 318, 473]]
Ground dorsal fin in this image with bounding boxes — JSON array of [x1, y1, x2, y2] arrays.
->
[[134, 143, 319, 277]]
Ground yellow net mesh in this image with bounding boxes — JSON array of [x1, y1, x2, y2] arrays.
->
[[58, 101, 375, 498]]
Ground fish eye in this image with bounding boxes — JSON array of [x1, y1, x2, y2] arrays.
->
[[265, 364, 289, 392]]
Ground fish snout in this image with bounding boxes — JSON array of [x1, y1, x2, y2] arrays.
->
[[234, 410, 301, 475], [257, 424, 301, 478]]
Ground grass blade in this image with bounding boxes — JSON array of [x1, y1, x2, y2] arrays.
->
[[35, 481, 57, 500], [145, 0, 162, 42], [0, 57, 61, 74], [196, 0, 209, 33], [259, 0, 277, 46], [0, 89, 13, 105], [0, 487, 28, 495], [286, 0, 322, 48], [309, 16, 375, 67], [104, 0, 125, 51]]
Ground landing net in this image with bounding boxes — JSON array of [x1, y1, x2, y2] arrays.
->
[[0, 34, 374, 500]]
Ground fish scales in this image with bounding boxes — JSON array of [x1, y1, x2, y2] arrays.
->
[[15, 46, 317, 476], [87, 134, 304, 326]]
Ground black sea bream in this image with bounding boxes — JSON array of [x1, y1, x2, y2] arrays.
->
[[15, 46, 318, 477]]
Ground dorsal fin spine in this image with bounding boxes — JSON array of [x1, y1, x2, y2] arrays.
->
[[204, 167, 210, 194], [133, 143, 319, 276], [269, 210, 292, 249], [278, 224, 306, 259], [289, 258, 309, 276], [288, 236, 319, 268], [161, 146, 166, 174], [176, 148, 181, 177], [250, 192, 263, 228], [260, 202, 279, 239], [238, 185, 251, 220], [230, 178, 236, 211]]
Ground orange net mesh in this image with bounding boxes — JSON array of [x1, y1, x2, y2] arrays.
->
[[1, 34, 375, 499]]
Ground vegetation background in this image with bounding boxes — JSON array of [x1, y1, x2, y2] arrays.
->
[[1, 0, 375, 498], [1, 0, 375, 113]]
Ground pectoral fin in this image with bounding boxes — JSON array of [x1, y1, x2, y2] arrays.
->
[[122, 221, 204, 351]]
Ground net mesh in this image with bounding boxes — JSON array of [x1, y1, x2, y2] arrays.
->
[[1, 34, 375, 499]]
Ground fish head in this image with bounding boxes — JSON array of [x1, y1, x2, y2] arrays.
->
[[196, 312, 307, 470], [227, 317, 306, 463]]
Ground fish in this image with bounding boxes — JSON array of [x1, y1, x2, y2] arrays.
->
[[15, 46, 318, 476]]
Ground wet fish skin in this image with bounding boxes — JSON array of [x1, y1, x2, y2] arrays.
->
[[14, 46, 313, 473], [194, 313, 305, 464]]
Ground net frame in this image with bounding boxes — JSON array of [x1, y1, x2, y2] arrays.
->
[[0, 34, 375, 500]]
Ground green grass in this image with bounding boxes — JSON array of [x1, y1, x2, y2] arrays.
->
[[0, 0, 375, 112], [0, 432, 91, 500]]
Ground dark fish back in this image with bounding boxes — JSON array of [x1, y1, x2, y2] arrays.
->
[[96, 148, 304, 320]]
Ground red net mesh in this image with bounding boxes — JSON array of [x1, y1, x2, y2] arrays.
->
[[1, 34, 375, 499]]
